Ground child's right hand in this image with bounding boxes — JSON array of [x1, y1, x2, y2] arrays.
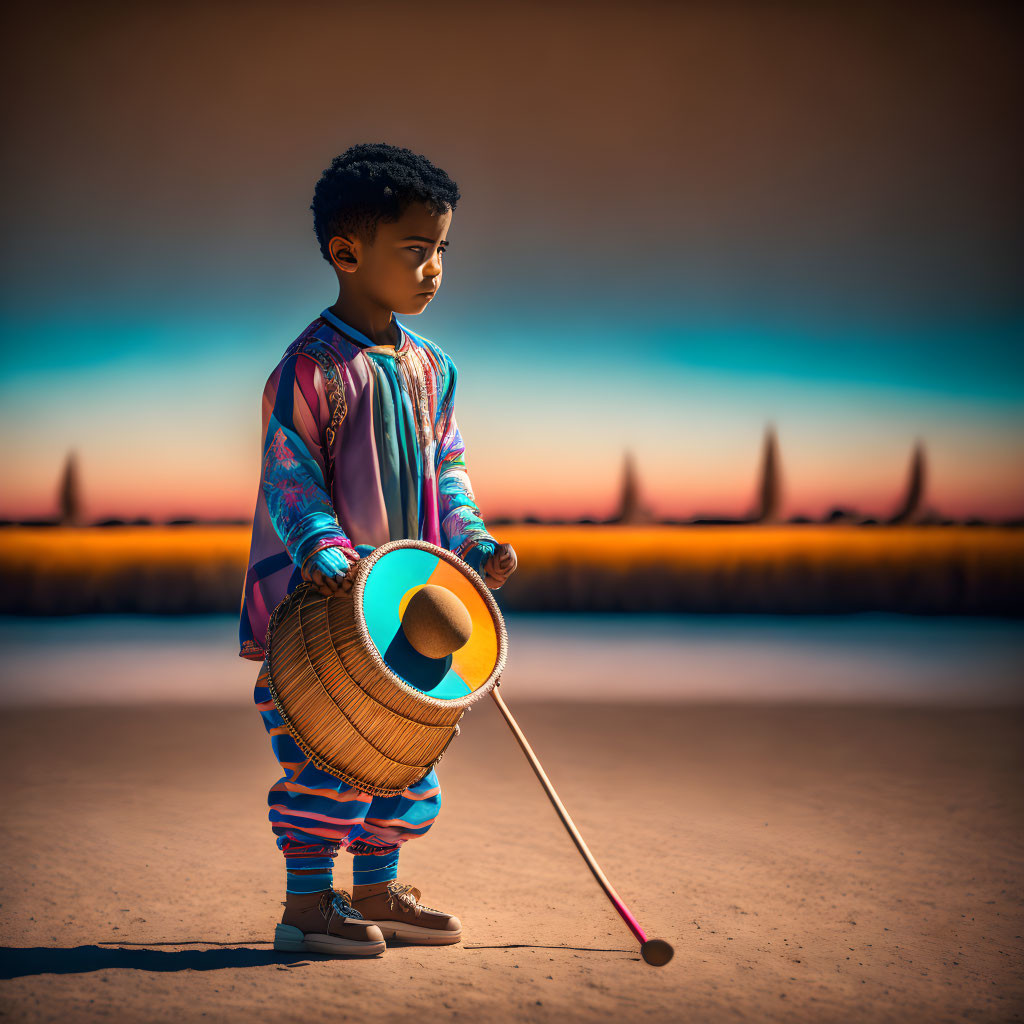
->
[[301, 546, 361, 598]]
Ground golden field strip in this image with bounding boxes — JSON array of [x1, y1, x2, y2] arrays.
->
[[0, 524, 1021, 614], [0, 525, 253, 574], [0, 523, 1020, 574]]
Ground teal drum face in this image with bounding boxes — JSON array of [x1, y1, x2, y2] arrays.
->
[[357, 542, 505, 703]]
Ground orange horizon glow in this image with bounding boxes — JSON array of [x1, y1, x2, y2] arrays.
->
[[3, 392, 1022, 524], [4, 475, 1021, 524]]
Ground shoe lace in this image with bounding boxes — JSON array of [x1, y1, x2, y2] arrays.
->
[[385, 882, 439, 917], [318, 888, 364, 929]]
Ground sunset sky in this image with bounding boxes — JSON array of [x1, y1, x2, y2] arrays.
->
[[1, 3, 1021, 522]]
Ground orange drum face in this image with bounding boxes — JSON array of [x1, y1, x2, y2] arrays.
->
[[361, 546, 500, 700]]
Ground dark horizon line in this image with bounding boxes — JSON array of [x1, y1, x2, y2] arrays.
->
[[1, 513, 1022, 529]]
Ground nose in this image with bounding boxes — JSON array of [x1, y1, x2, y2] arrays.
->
[[424, 248, 443, 278]]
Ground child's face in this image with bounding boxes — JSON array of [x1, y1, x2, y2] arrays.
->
[[330, 201, 452, 315]]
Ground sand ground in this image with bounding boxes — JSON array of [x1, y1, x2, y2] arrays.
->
[[1, 699, 1022, 1023]]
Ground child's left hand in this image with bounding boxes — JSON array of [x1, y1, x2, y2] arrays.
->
[[479, 542, 517, 589]]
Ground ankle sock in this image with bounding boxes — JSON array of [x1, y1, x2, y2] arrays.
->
[[285, 855, 334, 894], [352, 848, 400, 887]]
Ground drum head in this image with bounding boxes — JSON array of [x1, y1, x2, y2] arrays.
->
[[353, 539, 507, 704]]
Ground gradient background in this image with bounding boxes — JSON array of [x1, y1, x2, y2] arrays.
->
[[1, 13, 1023, 1019], [1, 2, 1021, 524]]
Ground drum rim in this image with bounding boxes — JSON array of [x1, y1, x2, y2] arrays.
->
[[350, 538, 508, 710]]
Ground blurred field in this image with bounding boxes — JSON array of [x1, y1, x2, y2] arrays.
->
[[0, 524, 1021, 615]]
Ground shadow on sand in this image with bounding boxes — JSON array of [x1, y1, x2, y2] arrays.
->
[[1, 942, 639, 978], [464, 944, 633, 953], [0, 945, 308, 978]]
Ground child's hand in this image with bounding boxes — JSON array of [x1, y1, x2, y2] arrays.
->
[[480, 542, 517, 589], [301, 546, 361, 598]]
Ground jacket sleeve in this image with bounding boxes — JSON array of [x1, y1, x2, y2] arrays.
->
[[434, 357, 498, 568], [262, 351, 354, 570]]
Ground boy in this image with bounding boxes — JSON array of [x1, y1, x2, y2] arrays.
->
[[239, 143, 517, 956]]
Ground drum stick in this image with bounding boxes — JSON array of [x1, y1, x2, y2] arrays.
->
[[488, 687, 674, 967]]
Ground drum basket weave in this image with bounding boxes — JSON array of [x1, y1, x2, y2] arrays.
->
[[264, 541, 507, 797]]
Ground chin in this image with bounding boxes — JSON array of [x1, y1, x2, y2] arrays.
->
[[400, 294, 434, 314]]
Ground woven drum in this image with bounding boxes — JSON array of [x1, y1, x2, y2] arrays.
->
[[264, 538, 508, 796]]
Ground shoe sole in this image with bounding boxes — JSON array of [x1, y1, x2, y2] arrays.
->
[[274, 923, 385, 957], [370, 921, 463, 946]]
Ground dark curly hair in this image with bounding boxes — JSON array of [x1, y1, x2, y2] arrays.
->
[[310, 143, 461, 262]]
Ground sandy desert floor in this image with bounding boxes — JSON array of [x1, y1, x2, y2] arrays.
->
[[1, 698, 1022, 1022]]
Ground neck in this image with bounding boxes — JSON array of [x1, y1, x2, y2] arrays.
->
[[328, 291, 400, 348]]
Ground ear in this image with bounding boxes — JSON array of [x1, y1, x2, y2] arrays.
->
[[329, 235, 359, 274]]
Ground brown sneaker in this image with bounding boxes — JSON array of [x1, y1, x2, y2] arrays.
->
[[274, 888, 385, 957], [350, 881, 462, 945]]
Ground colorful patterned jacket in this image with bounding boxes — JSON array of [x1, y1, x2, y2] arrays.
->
[[238, 308, 497, 661]]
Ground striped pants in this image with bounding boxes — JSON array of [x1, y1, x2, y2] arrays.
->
[[254, 661, 442, 871]]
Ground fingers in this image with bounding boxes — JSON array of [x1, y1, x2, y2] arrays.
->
[[315, 569, 340, 592], [494, 543, 517, 567], [481, 543, 517, 588], [482, 561, 515, 589], [312, 570, 334, 598], [300, 546, 367, 597], [306, 567, 349, 599], [337, 552, 360, 593]]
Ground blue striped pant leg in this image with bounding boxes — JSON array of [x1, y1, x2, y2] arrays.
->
[[346, 769, 443, 885], [254, 661, 373, 887]]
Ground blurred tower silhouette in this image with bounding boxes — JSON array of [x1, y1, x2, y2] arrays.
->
[[612, 451, 654, 523], [58, 451, 83, 525], [751, 424, 782, 523], [888, 439, 927, 525]]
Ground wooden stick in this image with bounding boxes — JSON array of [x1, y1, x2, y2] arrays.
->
[[489, 686, 648, 946]]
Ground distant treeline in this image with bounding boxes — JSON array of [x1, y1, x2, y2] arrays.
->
[[0, 525, 1021, 617]]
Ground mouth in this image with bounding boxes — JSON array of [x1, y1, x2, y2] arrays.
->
[[418, 288, 437, 297]]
